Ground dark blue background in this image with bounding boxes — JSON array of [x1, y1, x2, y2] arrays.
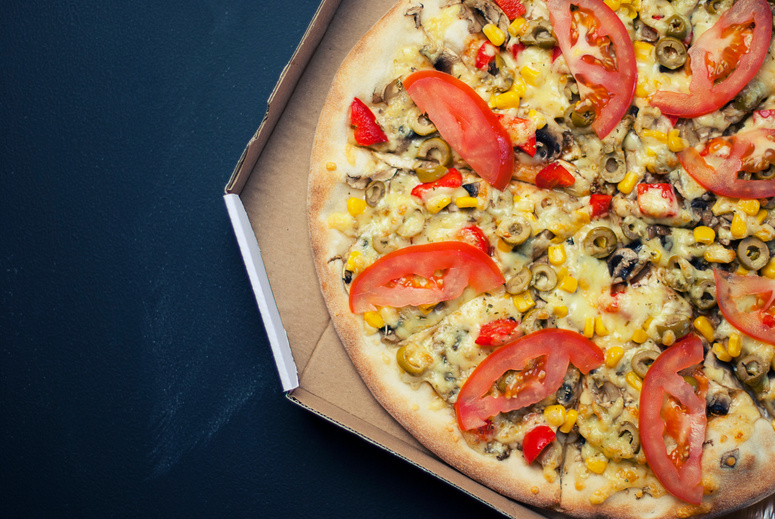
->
[[1, 1, 496, 517]]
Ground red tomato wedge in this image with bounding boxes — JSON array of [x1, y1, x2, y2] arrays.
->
[[350, 98, 388, 146], [640, 334, 706, 505], [475, 318, 521, 346], [455, 329, 603, 430], [523, 425, 556, 464], [651, 0, 772, 117], [715, 269, 775, 346], [349, 242, 504, 313], [678, 128, 775, 198], [404, 70, 514, 191], [547, 0, 636, 139]]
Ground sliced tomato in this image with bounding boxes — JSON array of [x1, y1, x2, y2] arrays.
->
[[523, 425, 556, 464], [636, 183, 679, 218], [715, 269, 775, 346], [678, 128, 775, 198], [547, 0, 636, 139], [457, 225, 491, 255], [455, 329, 603, 430], [639, 334, 706, 505], [651, 0, 772, 117], [536, 162, 575, 189], [349, 242, 505, 313], [411, 168, 463, 200], [494, 0, 527, 19], [404, 70, 514, 191], [589, 194, 612, 218], [475, 318, 521, 346], [350, 98, 387, 146]]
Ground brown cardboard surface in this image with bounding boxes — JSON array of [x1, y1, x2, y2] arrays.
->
[[230, 0, 775, 517]]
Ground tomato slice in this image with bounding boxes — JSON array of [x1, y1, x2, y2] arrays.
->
[[475, 318, 521, 347], [404, 70, 514, 191], [349, 242, 505, 313], [678, 128, 775, 198], [455, 329, 603, 430], [547, 0, 636, 139], [350, 98, 387, 146], [715, 269, 775, 346], [523, 425, 556, 464], [639, 334, 706, 505], [651, 0, 772, 117]]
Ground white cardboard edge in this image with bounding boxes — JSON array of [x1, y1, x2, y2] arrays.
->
[[224, 193, 299, 391]]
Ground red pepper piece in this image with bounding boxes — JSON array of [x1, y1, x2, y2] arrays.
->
[[458, 225, 491, 255], [523, 425, 556, 464], [590, 194, 612, 218], [511, 42, 526, 60], [551, 46, 562, 63], [519, 134, 537, 157], [536, 162, 575, 189], [475, 318, 520, 346], [411, 168, 463, 199], [350, 97, 388, 146], [475, 41, 498, 69], [494, 0, 527, 19], [637, 183, 679, 218]]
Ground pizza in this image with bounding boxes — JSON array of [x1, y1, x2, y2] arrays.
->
[[306, 0, 775, 517]]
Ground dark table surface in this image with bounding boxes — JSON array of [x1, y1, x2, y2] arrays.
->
[[2, 1, 497, 517]]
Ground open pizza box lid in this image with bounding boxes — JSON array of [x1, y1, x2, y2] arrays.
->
[[224, 0, 775, 517]]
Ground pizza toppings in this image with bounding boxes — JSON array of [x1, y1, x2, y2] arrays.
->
[[455, 329, 603, 431], [636, 183, 679, 218], [639, 334, 706, 504], [523, 424, 556, 464], [715, 269, 775, 346], [348, 241, 505, 313], [350, 97, 388, 146], [650, 0, 772, 118], [475, 317, 521, 346], [403, 70, 514, 190], [535, 162, 575, 189]]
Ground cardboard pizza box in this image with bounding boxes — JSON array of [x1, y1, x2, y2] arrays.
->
[[224, 0, 775, 518]]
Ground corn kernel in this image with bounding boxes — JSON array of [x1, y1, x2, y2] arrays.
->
[[586, 457, 608, 474], [544, 405, 567, 427], [553, 305, 569, 318], [417, 303, 436, 315], [712, 343, 732, 362], [347, 197, 367, 217], [756, 209, 769, 224], [755, 227, 775, 241], [662, 329, 676, 346], [345, 250, 365, 273], [649, 248, 662, 264], [693, 226, 716, 245], [728, 333, 742, 357], [426, 195, 451, 214], [548, 244, 567, 266], [633, 41, 653, 61], [621, 3, 638, 18], [618, 172, 639, 194], [626, 372, 643, 391], [704, 244, 736, 263], [605, 346, 624, 368], [583, 317, 594, 338], [455, 196, 479, 208], [483, 23, 506, 46], [363, 311, 385, 329], [492, 91, 521, 109], [595, 316, 609, 337], [513, 291, 536, 313], [694, 316, 715, 342], [325, 161, 337, 171], [730, 213, 747, 238], [643, 317, 654, 329], [497, 238, 514, 253], [521, 66, 542, 86], [327, 212, 353, 232], [712, 197, 735, 216], [763, 258, 775, 279], [559, 275, 578, 293], [511, 76, 527, 96], [528, 109, 547, 129], [667, 129, 687, 152], [738, 199, 761, 216], [632, 328, 648, 344], [560, 409, 579, 433], [642, 128, 668, 143], [635, 78, 651, 99], [508, 17, 527, 37], [736, 265, 749, 276]]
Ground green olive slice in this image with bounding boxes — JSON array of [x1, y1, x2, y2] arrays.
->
[[570, 104, 596, 128], [737, 354, 767, 387], [506, 267, 532, 295], [583, 227, 618, 258], [690, 279, 717, 310], [415, 164, 448, 183], [522, 307, 557, 334], [655, 37, 687, 70], [365, 180, 386, 207], [754, 167, 775, 180], [664, 15, 689, 40], [734, 79, 768, 113], [530, 264, 558, 291], [664, 255, 695, 292], [408, 107, 437, 136], [631, 350, 659, 379], [737, 236, 770, 270], [600, 151, 626, 183], [396, 344, 432, 376], [497, 216, 532, 245], [416, 137, 452, 166], [521, 18, 556, 48]]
